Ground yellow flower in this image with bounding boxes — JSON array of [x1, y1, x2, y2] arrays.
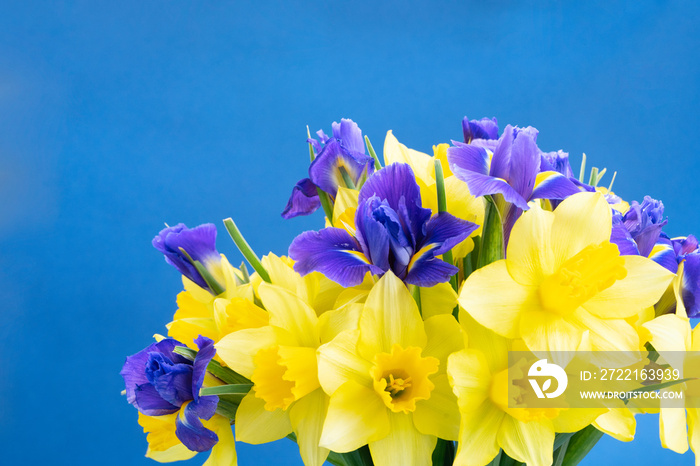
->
[[448, 312, 602, 466], [215, 281, 360, 466], [168, 253, 365, 351], [459, 192, 674, 356], [643, 313, 700, 461], [137, 413, 236, 465], [316, 271, 463, 466]]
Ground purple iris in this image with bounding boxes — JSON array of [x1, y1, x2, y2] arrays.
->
[[462, 116, 499, 143], [447, 124, 580, 243], [121, 336, 220, 452], [282, 119, 375, 219], [609, 196, 676, 272], [665, 235, 700, 318], [288, 163, 477, 287], [152, 223, 221, 291]]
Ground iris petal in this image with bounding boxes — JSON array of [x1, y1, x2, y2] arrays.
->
[[175, 401, 219, 452], [192, 336, 217, 403], [289, 228, 379, 287], [281, 178, 321, 219]]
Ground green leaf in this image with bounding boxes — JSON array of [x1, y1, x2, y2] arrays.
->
[[630, 377, 694, 393], [200, 384, 253, 396], [477, 196, 504, 269], [215, 395, 240, 420], [365, 135, 382, 171], [431, 439, 455, 466], [223, 218, 271, 283], [327, 445, 375, 466], [177, 247, 225, 295], [553, 437, 570, 466], [562, 425, 603, 466]]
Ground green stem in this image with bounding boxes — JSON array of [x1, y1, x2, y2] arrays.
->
[[317, 187, 335, 225], [435, 159, 458, 292], [339, 166, 356, 189], [553, 437, 570, 466], [173, 346, 252, 385], [476, 197, 504, 269], [411, 284, 422, 316], [365, 135, 382, 171], [578, 153, 587, 182], [223, 218, 271, 283]]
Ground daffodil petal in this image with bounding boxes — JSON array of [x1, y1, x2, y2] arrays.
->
[[520, 309, 584, 354], [258, 282, 319, 348], [320, 380, 390, 453], [422, 315, 464, 371], [174, 291, 211, 319], [569, 309, 639, 353], [550, 192, 611, 268], [687, 408, 700, 457], [447, 349, 492, 411], [289, 388, 330, 466], [145, 444, 197, 463], [317, 330, 373, 395], [593, 409, 636, 442], [234, 393, 292, 444], [497, 416, 554, 466], [167, 318, 219, 349], [552, 407, 606, 433], [659, 403, 689, 453], [583, 255, 674, 319], [412, 374, 460, 440], [215, 327, 276, 379], [506, 202, 555, 286], [419, 283, 458, 319], [368, 412, 437, 466], [318, 304, 362, 344], [643, 314, 691, 352], [201, 415, 237, 466], [358, 271, 426, 359], [460, 261, 538, 339], [458, 310, 509, 373], [453, 402, 504, 466]]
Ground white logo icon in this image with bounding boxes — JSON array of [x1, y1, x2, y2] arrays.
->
[[528, 359, 568, 399]]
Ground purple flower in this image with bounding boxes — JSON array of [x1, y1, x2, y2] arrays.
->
[[610, 196, 669, 259], [462, 116, 499, 143], [288, 163, 477, 287], [447, 124, 579, 243], [282, 119, 375, 219], [121, 336, 219, 452], [152, 223, 221, 291]]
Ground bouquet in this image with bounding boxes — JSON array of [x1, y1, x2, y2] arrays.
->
[[121, 117, 700, 466]]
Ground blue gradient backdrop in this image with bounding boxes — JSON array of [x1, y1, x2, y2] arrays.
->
[[1, 1, 698, 464]]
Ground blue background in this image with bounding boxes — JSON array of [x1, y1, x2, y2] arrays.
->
[[1, 1, 698, 464]]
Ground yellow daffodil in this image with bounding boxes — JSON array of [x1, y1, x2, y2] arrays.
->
[[215, 280, 361, 466], [643, 313, 700, 462], [459, 192, 674, 356], [316, 271, 463, 466], [168, 253, 364, 351], [137, 413, 236, 465], [448, 312, 602, 466]]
